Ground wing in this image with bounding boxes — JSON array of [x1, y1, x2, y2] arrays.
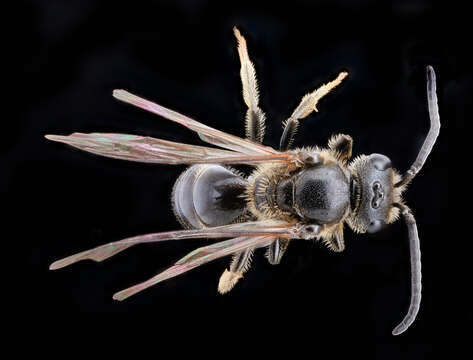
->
[[49, 220, 295, 270], [112, 89, 277, 155], [112, 235, 277, 301], [45, 133, 292, 165]]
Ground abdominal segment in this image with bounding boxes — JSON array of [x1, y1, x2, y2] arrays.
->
[[172, 165, 248, 229]]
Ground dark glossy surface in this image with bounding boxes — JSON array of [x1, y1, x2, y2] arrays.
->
[[5, 0, 464, 356], [173, 165, 247, 228], [294, 164, 350, 224], [357, 154, 395, 230]]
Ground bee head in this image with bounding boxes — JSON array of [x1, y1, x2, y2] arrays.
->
[[347, 153, 405, 233]]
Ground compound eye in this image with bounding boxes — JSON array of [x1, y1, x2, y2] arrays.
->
[[367, 220, 384, 233], [369, 153, 392, 171]]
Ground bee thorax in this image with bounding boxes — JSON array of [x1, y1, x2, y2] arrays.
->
[[293, 165, 350, 223], [248, 165, 285, 218]]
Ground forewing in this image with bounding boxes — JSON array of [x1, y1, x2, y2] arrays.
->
[[112, 90, 279, 155], [45, 133, 292, 165], [49, 221, 294, 270], [112, 235, 276, 301]]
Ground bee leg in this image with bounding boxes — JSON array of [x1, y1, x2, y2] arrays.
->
[[233, 27, 266, 144], [266, 238, 291, 265], [328, 134, 353, 162], [218, 248, 254, 294], [279, 117, 300, 151], [245, 106, 266, 144], [320, 223, 345, 252], [280, 71, 348, 151]]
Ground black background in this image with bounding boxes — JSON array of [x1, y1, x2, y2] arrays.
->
[[4, 0, 469, 357]]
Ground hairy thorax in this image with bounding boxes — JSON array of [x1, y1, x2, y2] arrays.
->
[[246, 148, 351, 225]]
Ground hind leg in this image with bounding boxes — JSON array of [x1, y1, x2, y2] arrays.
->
[[234, 27, 266, 144], [218, 28, 266, 293], [218, 248, 254, 294]]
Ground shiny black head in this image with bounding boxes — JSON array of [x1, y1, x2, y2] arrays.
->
[[348, 153, 403, 233]]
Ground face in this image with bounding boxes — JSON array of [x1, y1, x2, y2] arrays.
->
[[350, 153, 394, 233]]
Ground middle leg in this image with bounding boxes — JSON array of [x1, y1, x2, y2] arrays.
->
[[280, 71, 348, 151]]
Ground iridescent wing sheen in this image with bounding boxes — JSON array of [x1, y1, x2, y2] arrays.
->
[[112, 235, 277, 301], [49, 221, 294, 270], [112, 89, 279, 155], [45, 133, 292, 165]]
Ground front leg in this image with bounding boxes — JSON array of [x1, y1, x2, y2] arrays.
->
[[234, 27, 266, 144], [328, 134, 353, 163], [297, 223, 345, 252], [280, 71, 348, 150], [320, 222, 345, 252]]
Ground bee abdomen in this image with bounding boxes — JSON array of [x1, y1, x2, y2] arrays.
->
[[172, 165, 248, 229]]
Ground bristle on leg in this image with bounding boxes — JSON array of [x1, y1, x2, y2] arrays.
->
[[218, 269, 243, 294]]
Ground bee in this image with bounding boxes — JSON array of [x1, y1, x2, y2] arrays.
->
[[47, 27, 440, 335]]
